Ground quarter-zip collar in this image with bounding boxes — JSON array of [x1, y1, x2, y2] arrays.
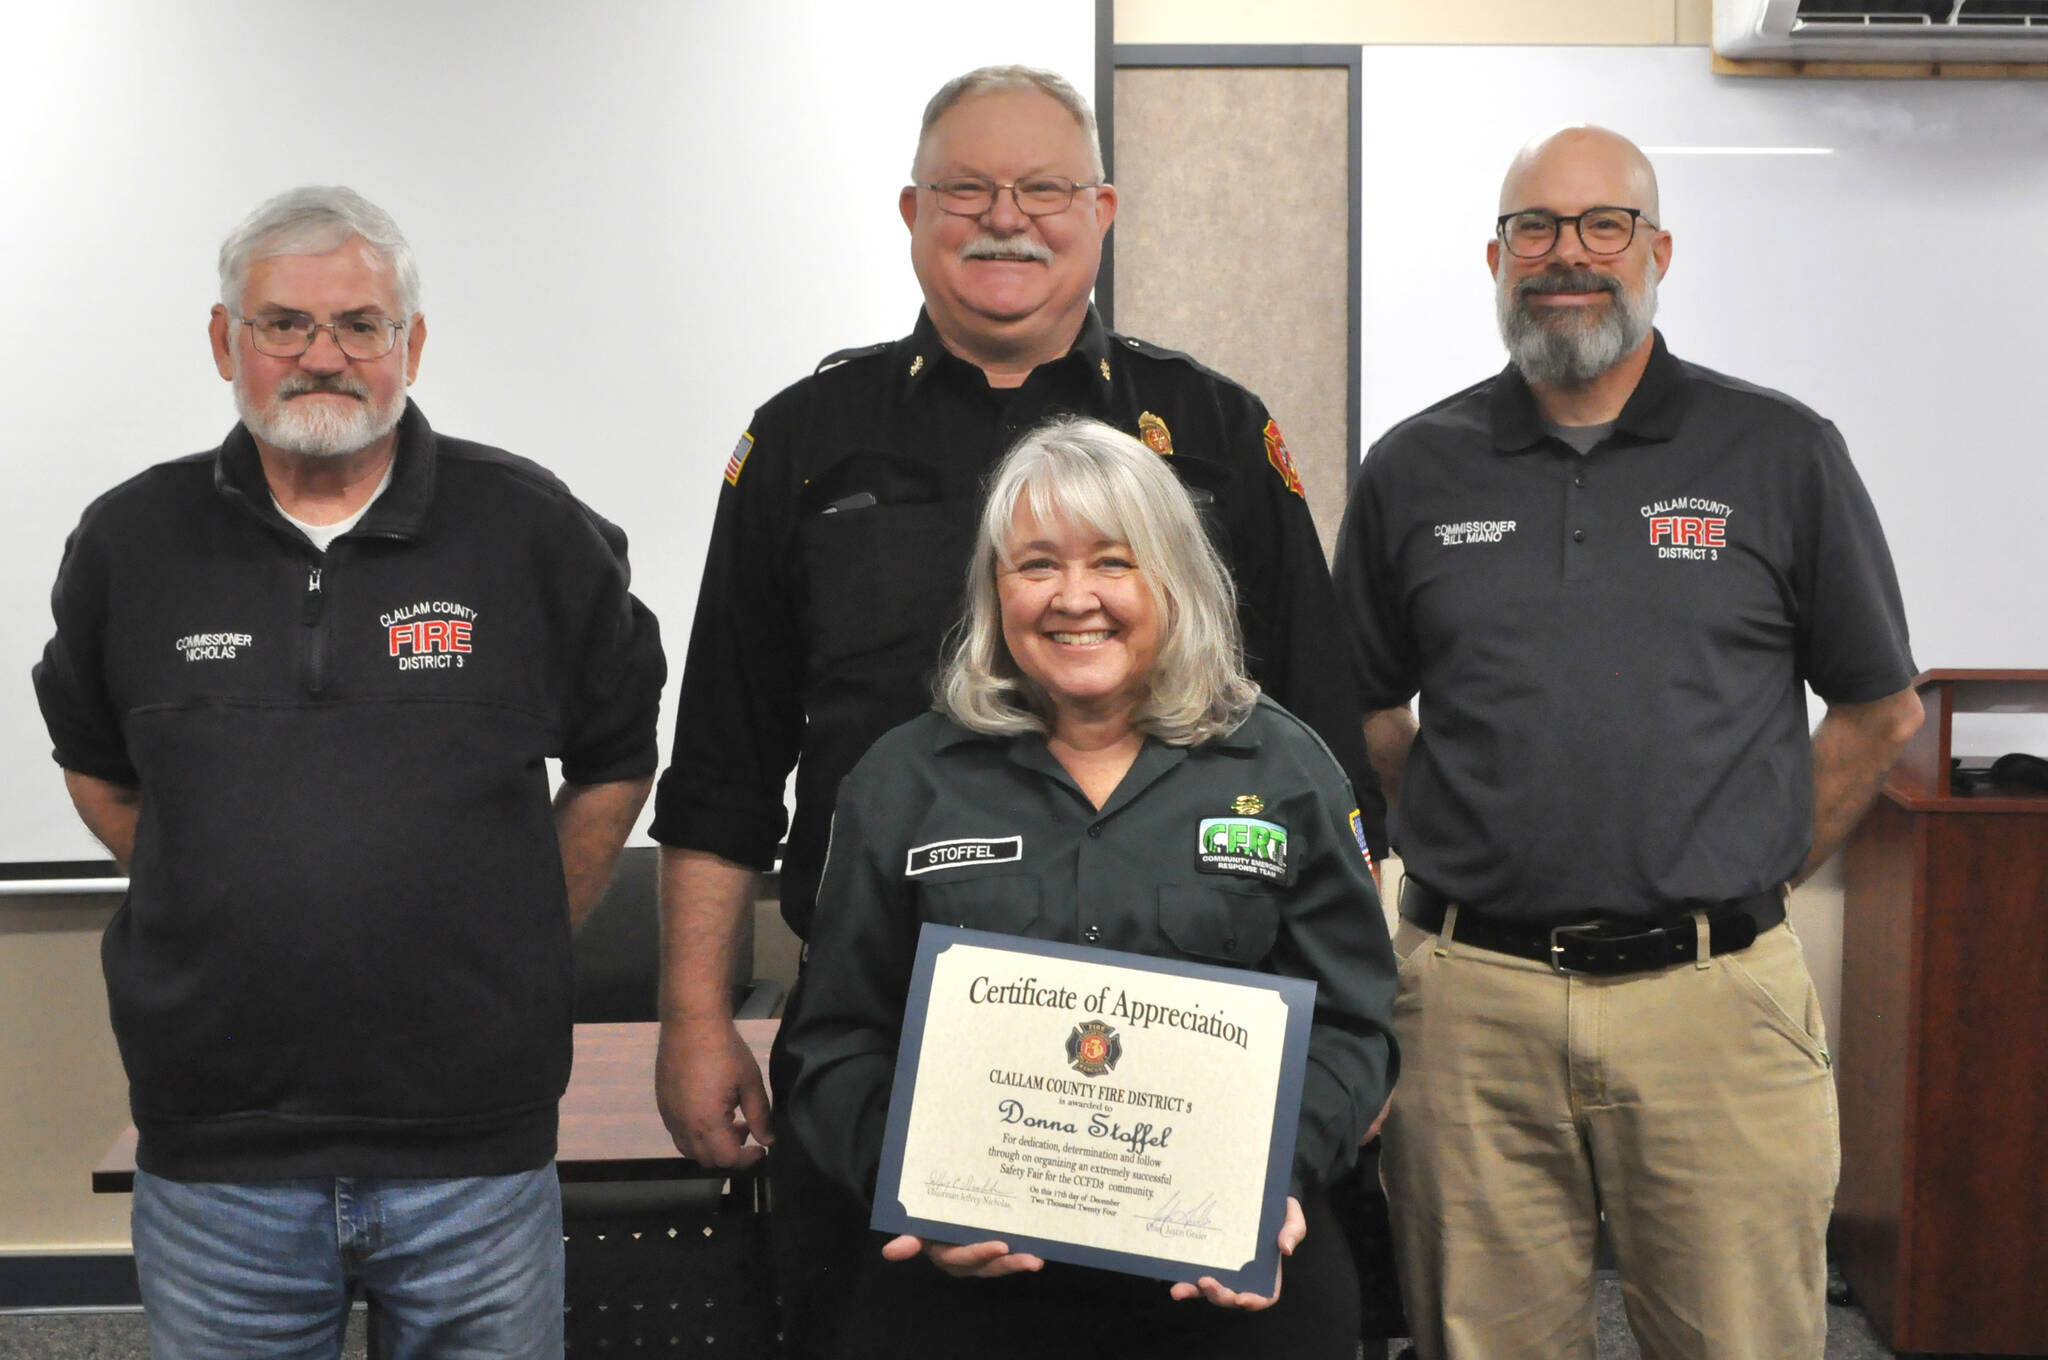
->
[[213, 399, 439, 543]]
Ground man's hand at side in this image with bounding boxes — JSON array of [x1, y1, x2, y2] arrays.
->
[[656, 1014, 771, 1168], [654, 847, 773, 1168]]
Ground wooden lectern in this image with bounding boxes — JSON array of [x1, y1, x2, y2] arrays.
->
[[1836, 669, 2048, 1357]]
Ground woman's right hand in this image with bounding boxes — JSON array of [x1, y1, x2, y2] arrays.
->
[[882, 1233, 1045, 1279]]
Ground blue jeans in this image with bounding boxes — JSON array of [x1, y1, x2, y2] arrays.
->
[[132, 1167, 564, 1360]]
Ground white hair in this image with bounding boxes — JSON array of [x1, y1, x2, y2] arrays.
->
[[218, 185, 420, 318], [936, 417, 1257, 746], [913, 65, 1105, 182]]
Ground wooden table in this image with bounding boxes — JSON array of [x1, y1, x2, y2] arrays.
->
[[94, 1019, 777, 1191]]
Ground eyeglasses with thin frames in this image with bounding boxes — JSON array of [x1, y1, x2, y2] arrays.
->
[[914, 176, 1101, 219], [239, 311, 407, 361]]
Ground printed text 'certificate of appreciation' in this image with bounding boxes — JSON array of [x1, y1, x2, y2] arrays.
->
[[871, 926, 1315, 1294]]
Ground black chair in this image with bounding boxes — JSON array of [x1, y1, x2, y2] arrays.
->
[[563, 846, 781, 1354]]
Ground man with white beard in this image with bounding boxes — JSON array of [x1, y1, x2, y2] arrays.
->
[[1332, 127, 1924, 1359], [649, 64, 1391, 1359], [33, 185, 665, 1356]]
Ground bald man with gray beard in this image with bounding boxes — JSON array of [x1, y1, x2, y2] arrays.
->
[[1333, 127, 1923, 1359]]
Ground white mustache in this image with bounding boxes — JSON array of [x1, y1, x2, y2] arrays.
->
[[277, 375, 371, 399], [959, 235, 1052, 264]]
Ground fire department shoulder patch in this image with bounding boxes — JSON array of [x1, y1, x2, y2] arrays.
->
[[1065, 1019, 1122, 1077], [1262, 419, 1304, 498]]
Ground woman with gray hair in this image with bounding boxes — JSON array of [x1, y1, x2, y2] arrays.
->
[[782, 416, 1398, 1358]]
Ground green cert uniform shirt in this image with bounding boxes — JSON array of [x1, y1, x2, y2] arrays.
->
[[783, 696, 1400, 1202]]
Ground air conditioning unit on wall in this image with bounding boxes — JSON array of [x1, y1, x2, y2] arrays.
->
[[1714, 0, 2048, 61]]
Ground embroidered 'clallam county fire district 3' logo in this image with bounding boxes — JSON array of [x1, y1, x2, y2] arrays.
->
[[1066, 1019, 1122, 1077]]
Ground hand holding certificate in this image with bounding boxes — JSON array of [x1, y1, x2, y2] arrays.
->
[[871, 926, 1317, 1297]]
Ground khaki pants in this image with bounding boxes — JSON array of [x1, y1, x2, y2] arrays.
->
[[1381, 911, 1838, 1360]]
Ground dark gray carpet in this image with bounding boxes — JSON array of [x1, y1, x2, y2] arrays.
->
[[0, 1307, 368, 1359], [0, 1280, 1896, 1359], [1367, 1272, 1896, 1357]]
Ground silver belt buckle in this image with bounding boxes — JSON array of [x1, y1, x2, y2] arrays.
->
[[1548, 920, 1605, 975]]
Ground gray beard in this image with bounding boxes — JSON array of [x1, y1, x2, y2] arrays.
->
[[235, 374, 402, 459], [1496, 265, 1658, 386]]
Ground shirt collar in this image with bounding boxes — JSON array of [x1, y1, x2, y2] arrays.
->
[[1488, 328, 1690, 454], [901, 305, 1114, 399], [1205, 710, 1262, 752], [214, 399, 439, 542], [930, 700, 1261, 756]]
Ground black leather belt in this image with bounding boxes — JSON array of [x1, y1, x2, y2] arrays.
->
[[1399, 878, 1785, 977]]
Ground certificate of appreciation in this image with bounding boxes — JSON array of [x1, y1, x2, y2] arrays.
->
[[870, 925, 1315, 1294]]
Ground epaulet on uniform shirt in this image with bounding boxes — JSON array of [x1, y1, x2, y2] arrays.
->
[[1109, 332, 1249, 394], [1110, 332, 1195, 365], [814, 341, 893, 374]]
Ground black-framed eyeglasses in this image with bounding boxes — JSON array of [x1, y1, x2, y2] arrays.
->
[[239, 311, 407, 360], [1495, 207, 1658, 259], [915, 175, 1101, 218]]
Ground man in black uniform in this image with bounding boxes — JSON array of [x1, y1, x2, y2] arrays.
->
[[649, 65, 1385, 1358], [1333, 126, 1924, 1359]]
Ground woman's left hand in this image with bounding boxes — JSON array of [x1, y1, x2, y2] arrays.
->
[[1167, 1195, 1304, 1310], [882, 1233, 1045, 1279]]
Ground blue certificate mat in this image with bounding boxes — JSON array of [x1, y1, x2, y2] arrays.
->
[[871, 925, 1315, 1295]]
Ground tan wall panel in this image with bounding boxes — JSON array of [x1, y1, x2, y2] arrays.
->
[[1113, 66, 1352, 556], [0, 898, 132, 1251], [1677, 0, 1714, 45], [1116, 0, 1682, 46]]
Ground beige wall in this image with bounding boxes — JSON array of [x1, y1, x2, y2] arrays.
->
[[1117, 0, 1714, 45], [1122, 0, 1712, 46], [0, 896, 133, 1253], [1113, 65, 1354, 556]]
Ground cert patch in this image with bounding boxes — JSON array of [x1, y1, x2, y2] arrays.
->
[[905, 835, 1023, 876], [1349, 808, 1374, 871], [1262, 418, 1304, 498], [1065, 1019, 1122, 1077], [1196, 817, 1292, 883], [723, 431, 754, 487]]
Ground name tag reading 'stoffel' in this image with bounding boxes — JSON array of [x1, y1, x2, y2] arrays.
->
[[906, 836, 1024, 876]]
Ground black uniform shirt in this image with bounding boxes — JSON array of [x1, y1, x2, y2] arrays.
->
[[782, 698, 1398, 1201], [653, 307, 1387, 937], [1333, 332, 1915, 921]]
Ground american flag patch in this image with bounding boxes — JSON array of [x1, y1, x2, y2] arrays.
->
[[1349, 808, 1374, 869], [723, 431, 755, 487]]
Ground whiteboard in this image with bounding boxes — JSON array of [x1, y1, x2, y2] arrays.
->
[[1358, 47, 2048, 741], [0, 1, 1093, 863]]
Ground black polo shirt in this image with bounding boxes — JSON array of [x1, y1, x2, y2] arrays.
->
[[1333, 332, 1915, 922], [653, 308, 1386, 938]]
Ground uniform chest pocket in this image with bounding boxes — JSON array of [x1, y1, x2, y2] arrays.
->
[[1157, 882, 1280, 966], [799, 499, 977, 668], [915, 872, 1045, 939]]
